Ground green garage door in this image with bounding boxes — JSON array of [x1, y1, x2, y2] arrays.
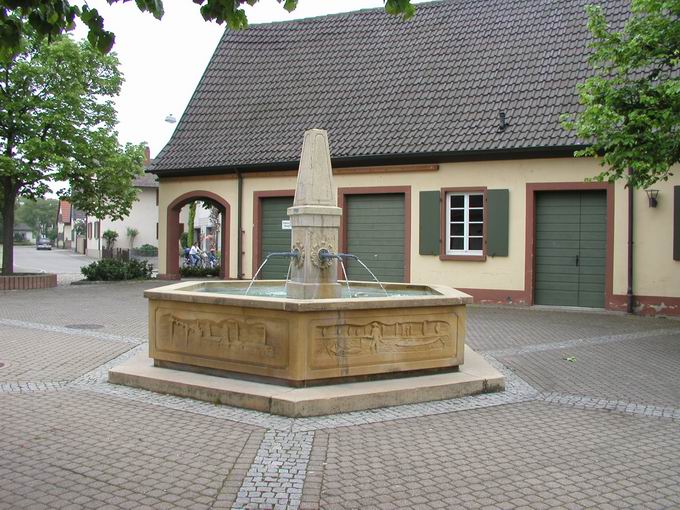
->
[[534, 191, 607, 307], [345, 194, 405, 283], [260, 196, 294, 279]]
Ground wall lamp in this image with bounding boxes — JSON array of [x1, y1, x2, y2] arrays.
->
[[645, 189, 659, 208]]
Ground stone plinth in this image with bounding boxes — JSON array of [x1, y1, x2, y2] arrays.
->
[[286, 205, 342, 299], [110, 346, 503, 417]]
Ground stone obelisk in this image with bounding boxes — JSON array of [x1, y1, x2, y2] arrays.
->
[[286, 129, 343, 299]]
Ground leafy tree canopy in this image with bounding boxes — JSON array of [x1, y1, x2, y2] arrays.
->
[[15, 197, 58, 236], [564, 0, 680, 189], [0, 29, 145, 274], [0, 0, 417, 55]]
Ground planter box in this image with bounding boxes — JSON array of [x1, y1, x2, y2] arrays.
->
[[0, 273, 57, 290]]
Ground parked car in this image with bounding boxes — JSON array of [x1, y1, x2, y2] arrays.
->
[[36, 238, 52, 250]]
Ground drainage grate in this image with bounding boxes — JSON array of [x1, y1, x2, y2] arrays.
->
[[65, 324, 105, 330]]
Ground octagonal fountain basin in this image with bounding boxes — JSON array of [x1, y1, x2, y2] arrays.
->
[[144, 280, 472, 387]]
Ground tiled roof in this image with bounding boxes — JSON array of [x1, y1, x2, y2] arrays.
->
[[151, 0, 628, 174], [133, 171, 159, 188], [59, 200, 72, 224]]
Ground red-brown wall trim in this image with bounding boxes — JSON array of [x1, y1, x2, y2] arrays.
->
[[524, 182, 615, 307], [252, 189, 295, 278], [439, 187, 488, 262], [337, 186, 412, 283], [458, 287, 680, 317], [608, 294, 680, 317], [164, 190, 231, 280], [456, 288, 530, 306]]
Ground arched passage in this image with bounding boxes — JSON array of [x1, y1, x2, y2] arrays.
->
[[165, 191, 231, 279]]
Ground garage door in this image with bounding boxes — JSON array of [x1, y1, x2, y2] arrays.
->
[[534, 190, 607, 307], [345, 194, 405, 283], [259, 196, 294, 279]]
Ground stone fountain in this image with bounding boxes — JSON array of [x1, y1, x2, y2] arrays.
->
[[109, 129, 504, 416]]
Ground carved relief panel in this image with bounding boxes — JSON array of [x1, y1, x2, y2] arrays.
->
[[309, 313, 459, 370], [153, 308, 289, 369]]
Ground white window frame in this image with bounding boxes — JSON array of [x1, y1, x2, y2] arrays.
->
[[445, 191, 485, 256]]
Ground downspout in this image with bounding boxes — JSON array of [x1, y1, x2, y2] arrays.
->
[[626, 169, 634, 314], [237, 169, 243, 279]]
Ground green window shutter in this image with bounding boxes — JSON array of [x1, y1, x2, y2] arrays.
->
[[419, 191, 440, 255], [486, 189, 509, 257], [674, 186, 680, 261]]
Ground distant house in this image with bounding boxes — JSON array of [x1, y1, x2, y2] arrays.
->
[[13, 223, 34, 242], [149, 0, 679, 315], [56, 199, 87, 251], [86, 155, 160, 257], [56, 200, 72, 249]]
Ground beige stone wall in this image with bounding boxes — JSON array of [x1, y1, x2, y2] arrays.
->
[[158, 158, 680, 300]]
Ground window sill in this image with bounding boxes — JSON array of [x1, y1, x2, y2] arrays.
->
[[439, 254, 487, 262]]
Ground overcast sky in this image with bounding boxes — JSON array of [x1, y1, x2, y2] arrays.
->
[[74, 0, 395, 159]]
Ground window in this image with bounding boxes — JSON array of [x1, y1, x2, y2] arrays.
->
[[445, 191, 485, 256]]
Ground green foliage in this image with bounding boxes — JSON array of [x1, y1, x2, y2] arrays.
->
[[187, 201, 196, 246], [15, 197, 58, 237], [81, 258, 153, 281], [102, 229, 118, 249], [134, 243, 157, 256], [179, 265, 219, 278], [0, 0, 417, 56], [126, 226, 139, 248], [72, 218, 85, 236], [563, 0, 680, 189], [180, 231, 188, 249], [0, 29, 144, 274]]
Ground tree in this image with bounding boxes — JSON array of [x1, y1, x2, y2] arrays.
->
[[0, 30, 145, 274], [187, 201, 196, 246], [0, 0, 416, 54], [15, 197, 58, 237], [564, 0, 680, 189], [126, 226, 138, 249], [102, 229, 118, 249]]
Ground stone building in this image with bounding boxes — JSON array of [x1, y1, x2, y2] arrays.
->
[[149, 0, 680, 315]]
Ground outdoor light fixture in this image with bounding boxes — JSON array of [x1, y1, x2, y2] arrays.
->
[[645, 189, 659, 208], [164, 114, 177, 124]]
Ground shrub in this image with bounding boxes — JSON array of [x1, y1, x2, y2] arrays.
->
[[134, 243, 158, 256], [81, 258, 153, 281], [179, 265, 219, 278], [180, 232, 189, 249]]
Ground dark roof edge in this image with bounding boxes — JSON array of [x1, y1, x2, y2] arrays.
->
[[150, 145, 586, 178]]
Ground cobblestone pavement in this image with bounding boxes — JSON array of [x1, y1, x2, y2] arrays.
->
[[1, 285, 679, 509]]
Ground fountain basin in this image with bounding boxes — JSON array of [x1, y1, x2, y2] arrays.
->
[[144, 280, 472, 386]]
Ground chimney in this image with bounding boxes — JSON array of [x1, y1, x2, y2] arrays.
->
[[144, 146, 151, 165]]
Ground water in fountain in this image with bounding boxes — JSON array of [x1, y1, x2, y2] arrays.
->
[[245, 251, 298, 295], [350, 257, 389, 297], [338, 259, 353, 297]]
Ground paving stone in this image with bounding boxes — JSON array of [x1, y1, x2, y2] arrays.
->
[[0, 325, 134, 387], [501, 332, 680, 408], [0, 389, 262, 509], [3, 283, 680, 509], [318, 401, 679, 508]]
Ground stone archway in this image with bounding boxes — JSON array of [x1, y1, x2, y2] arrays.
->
[[165, 191, 230, 279]]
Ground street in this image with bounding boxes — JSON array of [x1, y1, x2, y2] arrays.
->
[[11, 245, 95, 274]]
